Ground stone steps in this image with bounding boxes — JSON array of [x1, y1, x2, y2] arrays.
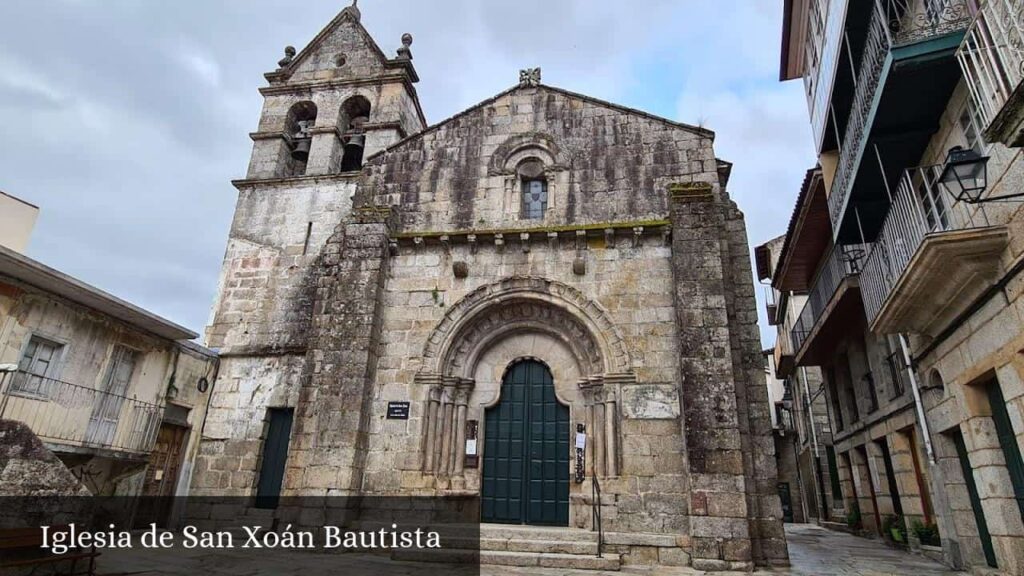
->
[[393, 523, 620, 571], [394, 548, 622, 571], [479, 524, 598, 542]]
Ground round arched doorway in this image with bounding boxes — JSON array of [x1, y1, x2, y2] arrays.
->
[[481, 359, 570, 526]]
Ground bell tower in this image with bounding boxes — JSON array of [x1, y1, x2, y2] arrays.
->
[[246, 2, 425, 178], [195, 4, 425, 500]]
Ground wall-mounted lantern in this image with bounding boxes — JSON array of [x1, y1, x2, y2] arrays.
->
[[939, 146, 992, 203]]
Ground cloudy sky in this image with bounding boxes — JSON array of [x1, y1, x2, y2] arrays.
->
[[0, 0, 816, 347]]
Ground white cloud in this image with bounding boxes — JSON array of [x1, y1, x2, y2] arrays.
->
[[0, 0, 815, 349]]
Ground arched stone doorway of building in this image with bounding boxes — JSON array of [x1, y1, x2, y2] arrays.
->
[[481, 359, 570, 526], [416, 277, 638, 528]]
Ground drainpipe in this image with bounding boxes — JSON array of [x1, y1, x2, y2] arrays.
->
[[898, 334, 936, 465]]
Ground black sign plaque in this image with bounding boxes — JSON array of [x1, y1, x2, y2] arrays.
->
[[386, 401, 411, 420]]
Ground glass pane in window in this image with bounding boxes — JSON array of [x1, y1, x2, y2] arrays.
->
[[13, 336, 61, 396], [522, 179, 547, 219]]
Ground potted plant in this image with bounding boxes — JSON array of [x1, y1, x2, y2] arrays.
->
[[846, 503, 862, 531], [911, 519, 941, 547], [888, 515, 906, 543]]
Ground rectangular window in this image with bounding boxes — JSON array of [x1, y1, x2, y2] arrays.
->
[[12, 335, 63, 397], [959, 98, 988, 154], [915, 172, 950, 232]]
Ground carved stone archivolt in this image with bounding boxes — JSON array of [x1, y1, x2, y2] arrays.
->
[[417, 277, 636, 485], [422, 276, 632, 376]]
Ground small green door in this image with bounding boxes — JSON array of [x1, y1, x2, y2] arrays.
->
[[482, 360, 569, 526], [952, 429, 997, 568], [987, 381, 1024, 527]]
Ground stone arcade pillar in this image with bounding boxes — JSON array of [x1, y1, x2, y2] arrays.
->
[[669, 182, 788, 570], [279, 206, 393, 512]]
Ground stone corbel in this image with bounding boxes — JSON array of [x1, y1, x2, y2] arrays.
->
[[632, 227, 644, 248], [575, 229, 588, 252], [467, 234, 478, 254], [547, 231, 559, 251], [520, 232, 531, 253]]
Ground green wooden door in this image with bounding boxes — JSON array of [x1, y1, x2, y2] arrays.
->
[[482, 360, 569, 526], [952, 429, 997, 568], [987, 381, 1024, 527]]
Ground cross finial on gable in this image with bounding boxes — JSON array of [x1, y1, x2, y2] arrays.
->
[[519, 68, 541, 87]]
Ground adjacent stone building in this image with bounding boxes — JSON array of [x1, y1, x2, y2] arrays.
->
[[0, 193, 218, 527], [193, 4, 786, 570], [775, 0, 1024, 573]]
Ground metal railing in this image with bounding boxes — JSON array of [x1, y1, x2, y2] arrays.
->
[[792, 243, 872, 353], [829, 0, 976, 228], [958, 0, 1024, 134], [860, 164, 992, 325], [885, 351, 909, 399], [0, 370, 163, 455]]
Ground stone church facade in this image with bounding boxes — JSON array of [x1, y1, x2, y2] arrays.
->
[[193, 4, 787, 570]]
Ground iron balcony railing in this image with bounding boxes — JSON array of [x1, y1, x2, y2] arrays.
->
[[0, 369, 163, 455], [860, 164, 992, 325], [828, 0, 976, 229], [792, 243, 872, 354], [958, 0, 1024, 134]]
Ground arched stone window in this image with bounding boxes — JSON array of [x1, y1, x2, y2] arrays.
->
[[339, 95, 371, 172], [518, 158, 548, 219], [922, 368, 946, 410], [283, 101, 317, 177]]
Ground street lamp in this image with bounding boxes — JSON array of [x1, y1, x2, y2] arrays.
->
[[939, 146, 990, 203]]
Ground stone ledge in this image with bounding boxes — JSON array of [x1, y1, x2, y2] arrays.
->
[[668, 182, 714, 203], [603, 531, 679, 547]]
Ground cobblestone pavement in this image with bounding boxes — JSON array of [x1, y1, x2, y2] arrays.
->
[[97, 524, 964, 576]]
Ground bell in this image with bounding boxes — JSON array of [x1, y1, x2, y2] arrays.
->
[[341, 134, 365, 171], [345, 133, 366, 149], [291, 137, 311, 161]]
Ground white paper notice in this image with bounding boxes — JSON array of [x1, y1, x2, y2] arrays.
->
[[575, 433, 586, 449], [466, 439, 478, 456]]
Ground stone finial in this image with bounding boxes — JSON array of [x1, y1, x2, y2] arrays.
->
[[397, 33, 413, 60], [278, 46, 296, 69], [519, 67, 541, 87], [343, 0, 361, 21]]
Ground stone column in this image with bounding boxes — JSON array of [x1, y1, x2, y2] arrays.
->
[[578, 378, 602, 477], [439, 379, 456, 476], [419, 376, 443, 473], [452, 379, 474, 477], [604, 390, 618, 477]]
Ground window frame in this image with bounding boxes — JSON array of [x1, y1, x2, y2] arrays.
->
[[10, 334, 67, 399], [520, 177, 549, 220]]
